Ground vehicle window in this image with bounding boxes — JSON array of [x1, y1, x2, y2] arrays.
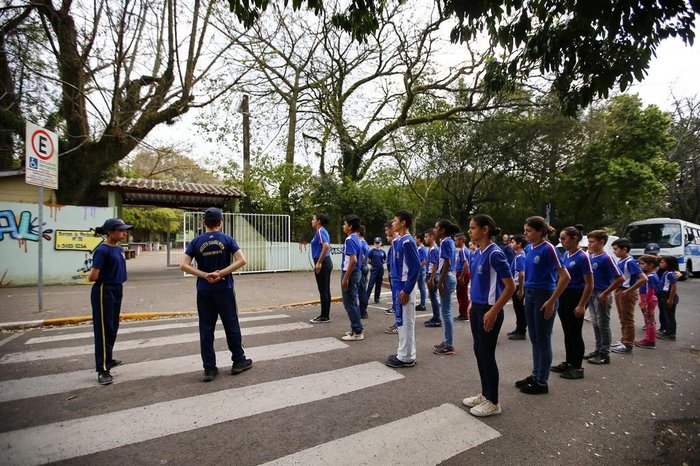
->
[[621, 223, 682, 248]]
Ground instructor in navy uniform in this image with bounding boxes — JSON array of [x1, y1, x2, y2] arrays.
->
[[181, 207, 253, 382]]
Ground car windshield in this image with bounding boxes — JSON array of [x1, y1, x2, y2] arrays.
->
[[622, 223, 682, 248]]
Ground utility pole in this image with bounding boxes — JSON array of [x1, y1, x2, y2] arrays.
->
[[241, 94, 251, 212]]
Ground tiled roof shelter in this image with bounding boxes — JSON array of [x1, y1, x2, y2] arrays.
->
[[101, 177, 243, 210]]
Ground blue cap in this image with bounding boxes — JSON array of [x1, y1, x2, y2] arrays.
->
[[373, 237, 382, 244], [204, 207, 223, 222], [100, 218, 133, 232], [644, 243, 660, 254]]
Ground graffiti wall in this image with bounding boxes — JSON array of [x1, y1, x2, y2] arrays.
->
[[0, 202, 116, 286]]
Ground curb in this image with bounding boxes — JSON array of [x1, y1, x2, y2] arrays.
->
[[0, 297, 345, 331]]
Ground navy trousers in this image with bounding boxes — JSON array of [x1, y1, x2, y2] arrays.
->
[[197, 288, 246, 370], [91, 283, 123, 373], [366, 266, 384, 303]]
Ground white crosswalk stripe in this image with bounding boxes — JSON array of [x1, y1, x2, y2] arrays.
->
[[0, 362, 403, 466], [0, 337, 347, 402], [0, 314, 501, 465], [24, 314, 290, 344], [262, 403, 500, 466], [0, 322, 311, 364]]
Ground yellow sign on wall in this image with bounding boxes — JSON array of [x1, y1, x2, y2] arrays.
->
[[54, 230, 104, 252]]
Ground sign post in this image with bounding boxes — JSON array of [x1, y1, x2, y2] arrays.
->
[[25, 122, 59, 312]]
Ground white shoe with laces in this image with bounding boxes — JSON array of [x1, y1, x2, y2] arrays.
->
[[462, 394, 486, 408], [470, 400, 502, 417]]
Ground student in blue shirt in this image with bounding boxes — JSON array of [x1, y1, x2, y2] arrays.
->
[[310, 213, 333, 324], [181, 208, 253, 382], [424, 229, 442, 327], [358, 226, 370, 319], [414, 233, 428, 311], [517, 216, 570, 395], [340, 214, 364, 341], [454, 233, 471, 322], [611, 238, 648, 354], [657, 255, 680, 341], [89, 218, 133, 385], [385, 210, 421, 368], [462, 214, 515, 417], [433, 219, 460, 355], [366, 237, 387, 304], [384, 222, 400, 334], [584, 230, 624, 365], [550, 226, 594, 380], [507, 234, 527, 340]]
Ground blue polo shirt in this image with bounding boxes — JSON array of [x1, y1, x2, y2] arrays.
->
[[360, 239, 369, 266], [511, 252, 525, 286], [428, 245, 439, 275], [92, 244, 127, 284], [368, 248, 386, 268], [185, 231, 240, 291], [438, 237, 456, 273], [310, 227, 330, 259], [470, 243, 512, 305], [561, 249, 593, 290], [418, 246, 428, 272], [341, 233, 361, 272], [640, 273, 659, 295], [524, 241, 562, 291], [617, 256, 642, 288], [660, 270, 677, 292], [390, 233, 421, 293], [455, 246, 470, 273], [590, 252, 622, 292]]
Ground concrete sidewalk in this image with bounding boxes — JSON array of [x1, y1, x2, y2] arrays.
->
[[0, 251, 361, 330]]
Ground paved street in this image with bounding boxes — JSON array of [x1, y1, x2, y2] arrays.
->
[[0, 281, 698, 465]]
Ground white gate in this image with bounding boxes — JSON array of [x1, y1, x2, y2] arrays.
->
[[183, 212, 291, 273]]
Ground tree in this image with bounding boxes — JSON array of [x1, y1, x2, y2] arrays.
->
[[120, 146, 220, 184], [665, 97, 700, 223], [226, 0, 697, 115], [1, 0, 245, 204]]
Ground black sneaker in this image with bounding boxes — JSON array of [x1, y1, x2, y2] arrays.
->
[[231, 359, 253, 374], [520, 381, 549, 394], [515, 375, 534, 388], [385, 354, 416, 368], [374, 299, 381, 304], [657, 333, 676, 341], [360, 312, 369, 319], [415, 305, 426, 311], [550, 362, 570, 373], [506, 330, 518, 336], [384, 308, 394, 315], [108, 359, 123, 370], [583, 351, 599, 360], [587, 354, 610, 365], [97, 371, 113, 385], [508, 333, 526, 340], [425, 319, 442, 328], [202, 367, 218, 382], [560, 367, 584, 380], [310, 316, 330, 324], [454, 315, 469, 322]]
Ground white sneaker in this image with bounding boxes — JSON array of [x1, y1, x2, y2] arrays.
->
[[462, 394, 486, 408], [470, 400, 502, 417], [341, 332, 365, 341], [611, 342, 626, 351]]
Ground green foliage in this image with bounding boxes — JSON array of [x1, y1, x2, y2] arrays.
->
[[121, 207, 183, 240]]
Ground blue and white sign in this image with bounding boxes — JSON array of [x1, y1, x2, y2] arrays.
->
[[25, 121, 59, 190]]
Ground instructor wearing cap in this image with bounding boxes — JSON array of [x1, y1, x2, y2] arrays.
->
[[181, 207, 253, 382], [88, 218, 133, 385]]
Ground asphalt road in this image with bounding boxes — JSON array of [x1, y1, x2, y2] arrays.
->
[[0, 281, 698, 465]]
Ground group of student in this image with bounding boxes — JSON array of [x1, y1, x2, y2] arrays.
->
[[310, 211, 682, 418], [89, 208, 681, 422]]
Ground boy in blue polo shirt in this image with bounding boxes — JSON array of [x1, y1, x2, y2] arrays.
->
[[585, 230, 624, 365], [366, 237, 387, 304], [358, 226, 370, 319], [425, 229, 442, 327], [341, 214, 364, 340], [385, 210, 421, 368], [611, 238, 648, 354], [181, 207, 253, 382], [415, 233, 428, 311]]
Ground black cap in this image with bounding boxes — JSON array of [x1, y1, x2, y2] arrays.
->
[[204, 207, 223, 222], [374, 237, 382, 244], [100, 218, 133, 232], [644, 243, 660, 254]]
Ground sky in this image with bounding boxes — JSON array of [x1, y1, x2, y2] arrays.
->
[[145, 31, 700, 169]]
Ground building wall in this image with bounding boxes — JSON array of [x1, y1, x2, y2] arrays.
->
[[0, 176, 57, 204], [0, 201, 116, 286]]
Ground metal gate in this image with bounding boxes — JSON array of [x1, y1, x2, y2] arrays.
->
[[182, 212, 290, 273]]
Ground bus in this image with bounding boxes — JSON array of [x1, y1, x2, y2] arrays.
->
[[621, 217, 700, 278]]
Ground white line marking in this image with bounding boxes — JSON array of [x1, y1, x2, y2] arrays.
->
[[0, 322, 312, 364], [0, 338, 347, 402], [0, 362, 403, 466], [262, 403, 500, 465], [0, 332, 22, 348], [25, 314, 290, 344]]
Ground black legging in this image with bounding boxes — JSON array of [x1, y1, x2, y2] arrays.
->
[[314, 255, 333, 318], [657, 291, 679, 336], [512, 292, 526, 334], [557, 288, 585, 369], [470, 303, 504, 404]]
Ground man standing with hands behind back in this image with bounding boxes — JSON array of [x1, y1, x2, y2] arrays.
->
[[181, 207, 253, 382]]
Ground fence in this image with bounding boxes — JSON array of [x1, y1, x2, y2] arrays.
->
[[182, 212, 290, 273]]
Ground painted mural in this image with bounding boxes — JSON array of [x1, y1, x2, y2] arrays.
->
[[0, 202, 115, 286]]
